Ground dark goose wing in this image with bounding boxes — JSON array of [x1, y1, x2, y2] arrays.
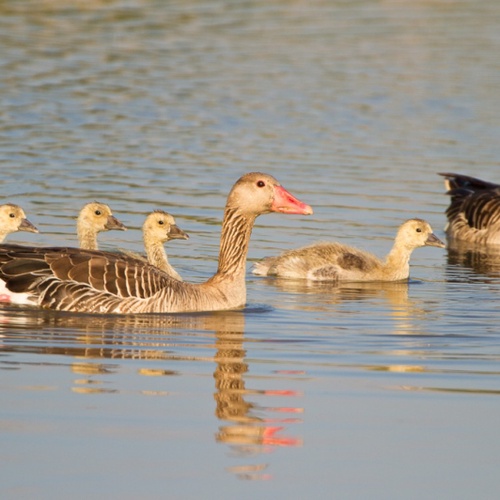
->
[[439, 173, 500, 231], [0, 244, 176, 312]]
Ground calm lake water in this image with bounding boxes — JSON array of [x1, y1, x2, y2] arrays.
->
[[1, 0, 500, 498]]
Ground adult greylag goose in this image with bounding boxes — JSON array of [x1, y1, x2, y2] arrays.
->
[[439, 172, 500, 245], [0, 173, 312, 313], [142, 210, 188, 280], [252, 219, 445, 282], [77, 201, 127, 250], [0, 204, 38, 243]]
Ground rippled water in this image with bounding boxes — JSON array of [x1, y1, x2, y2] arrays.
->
[[1, 0, 500, 498]]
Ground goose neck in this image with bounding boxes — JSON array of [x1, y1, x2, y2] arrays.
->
[[384, 243, 412, 279], [145, 240, 167, 268], [216, 206, 255, 278], [78, 227, 98, 250]]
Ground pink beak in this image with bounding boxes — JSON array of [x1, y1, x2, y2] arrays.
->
[[271, 185, 313, 215]]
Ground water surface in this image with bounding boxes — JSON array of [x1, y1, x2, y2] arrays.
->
[[1, 1, 500, 498]]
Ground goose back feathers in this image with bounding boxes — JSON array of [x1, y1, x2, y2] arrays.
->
[[252, 219, 445, 282], [0, 173, 312, 313], [439, 173, 500, 245]]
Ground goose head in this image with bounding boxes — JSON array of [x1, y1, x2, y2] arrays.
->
[[142, 210, 189, 244], [77, 201, 127, 234], [396, 219, 446, 250], [226, 172, 313, 216], [0, 203, 38, 237]]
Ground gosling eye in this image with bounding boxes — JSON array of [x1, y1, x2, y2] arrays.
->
[[158, 220, 164, 225], [95, 210, 102, 216], [256, 180, 266, 188], [9, 213, 15, 218], [416, 228, 422, 233]]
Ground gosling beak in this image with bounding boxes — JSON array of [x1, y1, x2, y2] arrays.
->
[[168, 224, 189, 240], [425, 233, 446, 248], [105, 215, 127, 231], [19, 218, 39, 234]]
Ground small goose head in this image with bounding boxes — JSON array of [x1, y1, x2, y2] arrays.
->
[[397, 218, 446, 249], [0, 203, 39, 235], [77, 201, 127, 233], [142, 210, 189, 244]]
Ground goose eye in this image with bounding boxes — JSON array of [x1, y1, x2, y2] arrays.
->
[[416, 228, 422, 233], [9, 213, 15, 218], [95, 210, 102, 216], [158, 220, 164, 225], [256, 180, 265, 188]]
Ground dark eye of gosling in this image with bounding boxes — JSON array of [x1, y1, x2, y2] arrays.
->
[[158, 220, 164, 225], [9, 213, 15, 218], [416, 228, 422, 233], [95, 210, 101, 216], [257, 180, 265, 188]]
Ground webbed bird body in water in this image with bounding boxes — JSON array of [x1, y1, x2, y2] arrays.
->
[[0, 173, 312, 313]]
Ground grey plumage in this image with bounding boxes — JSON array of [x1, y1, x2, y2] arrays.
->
[[439, 173, 500, 245]]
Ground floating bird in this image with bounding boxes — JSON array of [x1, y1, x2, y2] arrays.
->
[[252, 219, 445, 282], [0, 172, 312, 313]]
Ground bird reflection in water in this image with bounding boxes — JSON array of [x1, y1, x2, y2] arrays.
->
[[446, 240, 500, 281], [213, 327, 303, 474], [257, 277, 432, 337], [0, 306, 303, 481]]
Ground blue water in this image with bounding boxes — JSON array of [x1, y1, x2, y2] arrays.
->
[[1, 1, 500, 498]]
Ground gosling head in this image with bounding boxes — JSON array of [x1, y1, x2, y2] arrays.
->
[[77, 201, 127, 233], [142, 210, 189, 244], [0, 203, 38, 239], [397, 218, 446, 250]]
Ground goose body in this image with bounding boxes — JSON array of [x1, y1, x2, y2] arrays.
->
[[0, 204, 38, 243], [439, 173, 500, 245], [252, 219, 445, 282], [77, 202, 127, 250], [0, 173, 312, 313], [142, 210, 188, 280]]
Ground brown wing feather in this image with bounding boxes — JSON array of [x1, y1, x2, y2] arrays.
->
[[460, 190, 500, 230], [440, 173, 500, 231], [0, 244, 175, 302]]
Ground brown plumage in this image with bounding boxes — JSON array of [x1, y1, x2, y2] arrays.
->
[[0, 204, 38, 243], [252, 219, 445, 282], [0, 173, 312, 313], [77, 201, 127, 250], [439, 173, 500, 245]]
